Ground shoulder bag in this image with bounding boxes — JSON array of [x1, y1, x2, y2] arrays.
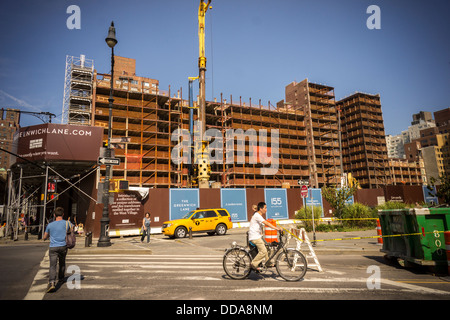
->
[[66, 221, 76, 249]]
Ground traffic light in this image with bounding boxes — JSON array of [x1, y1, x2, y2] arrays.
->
[[118, 180, 129, 190], [109, 179, 129, 192], [47, 182, 56, 193], [41, 193, 58, 201]]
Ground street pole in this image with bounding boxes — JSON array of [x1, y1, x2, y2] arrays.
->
[[337, 105, 344, 186], [98, 21, 117, 247], [310, 189, 316, 246]]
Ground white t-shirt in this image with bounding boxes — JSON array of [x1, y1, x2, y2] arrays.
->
[[248, 212, 265, 241]]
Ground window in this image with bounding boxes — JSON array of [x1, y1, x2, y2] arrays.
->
[[204, 210, 218, 218], [192, 211, 205, 219], [131, 80, 138, 85], [217, 209, 229, 217]]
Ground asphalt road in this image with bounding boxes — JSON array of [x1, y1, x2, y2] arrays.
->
[[40, 252, 450, 301], [2, 228, 450, 303], [0, 243, 48, 300]]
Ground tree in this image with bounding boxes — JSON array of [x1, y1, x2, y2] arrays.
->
[[322, 182, 359, 219], [427, 173, 450, 205]]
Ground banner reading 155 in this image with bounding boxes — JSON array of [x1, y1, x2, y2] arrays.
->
[[264, 189, 289, 220]]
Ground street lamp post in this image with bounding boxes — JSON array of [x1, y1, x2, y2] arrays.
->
[[97, 21, 117, 247]]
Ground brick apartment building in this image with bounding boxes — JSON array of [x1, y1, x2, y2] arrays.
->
[[0, 108, 20, 170]]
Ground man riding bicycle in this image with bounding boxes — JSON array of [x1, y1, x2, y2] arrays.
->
[[249, 201, 282, 272]]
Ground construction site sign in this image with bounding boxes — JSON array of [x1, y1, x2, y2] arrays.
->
[[12, 123, 103, 164]]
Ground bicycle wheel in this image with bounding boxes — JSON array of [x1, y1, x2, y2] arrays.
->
[[276, 249, 307, 281], [223, 248, 252, 280]]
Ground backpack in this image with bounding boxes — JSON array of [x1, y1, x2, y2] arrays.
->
[[66, 221, 76, 249]]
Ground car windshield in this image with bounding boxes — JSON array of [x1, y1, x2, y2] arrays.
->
[[181, 210, 195, 219]]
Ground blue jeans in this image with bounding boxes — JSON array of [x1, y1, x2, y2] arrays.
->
[[141, 226, 150, 243]]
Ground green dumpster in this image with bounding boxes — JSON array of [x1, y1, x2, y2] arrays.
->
[[378, 207, 450, 272]]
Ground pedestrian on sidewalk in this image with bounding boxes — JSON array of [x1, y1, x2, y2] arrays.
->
[[141, 212, 151, 243], [43, 207, 73, 293]]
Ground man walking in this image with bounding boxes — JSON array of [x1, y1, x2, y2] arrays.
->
[[43, 207, 72, 293], [248, 202, 282, 271]]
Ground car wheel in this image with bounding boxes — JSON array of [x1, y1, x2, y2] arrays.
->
[[174, 226, 187, 238], [215, 223, 227, 236]]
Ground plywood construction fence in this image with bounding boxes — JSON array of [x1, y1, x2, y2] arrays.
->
[[82, 185, 432, 238]]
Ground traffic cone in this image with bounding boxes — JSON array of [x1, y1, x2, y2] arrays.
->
[[376, 219, 383, 245]]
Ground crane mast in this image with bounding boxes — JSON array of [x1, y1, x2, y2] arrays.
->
[[195, 0, 212, 188]]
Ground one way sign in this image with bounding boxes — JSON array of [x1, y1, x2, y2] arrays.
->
[[98, 157, 120, 166]]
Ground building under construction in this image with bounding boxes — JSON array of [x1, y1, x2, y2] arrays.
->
[[89, 56, 313, 188], [62, 55, 399, 189], [336, 92, 391, 189], [277, 79, 342, 188]]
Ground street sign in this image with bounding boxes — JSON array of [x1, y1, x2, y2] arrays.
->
[[98, 157, 120, 166], [301, 185, 308, 198]]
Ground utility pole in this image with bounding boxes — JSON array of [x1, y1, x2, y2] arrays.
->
[[0, 108, 56, 124]]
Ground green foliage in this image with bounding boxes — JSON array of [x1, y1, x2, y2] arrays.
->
[[427, 173, 450, 205], [341, 203, 377, 228], [322, 184, 358, 219], [295, 206, 323, 232], [374, 201, 408, 210], [295, 202, 379, 232]]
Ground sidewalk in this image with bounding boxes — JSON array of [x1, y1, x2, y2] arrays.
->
[[0, 227, 384, 256]]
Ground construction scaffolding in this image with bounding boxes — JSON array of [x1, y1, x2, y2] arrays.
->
[[337, 92, 391, 189], [62, 55, 94, 126], [277, 79, 341, 188], [4, 161, 98, 240], [94, 70, 184, 188], [92, 76, 329, 188], [86, 57, 397, 189]]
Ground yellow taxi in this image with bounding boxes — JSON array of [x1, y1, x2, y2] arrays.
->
[[162, 208, 233, 238]]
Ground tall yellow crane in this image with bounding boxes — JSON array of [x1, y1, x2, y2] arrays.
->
[[195, 0, 212, 188]]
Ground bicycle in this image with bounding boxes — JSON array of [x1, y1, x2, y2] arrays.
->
[[223, 229, 307, 281]]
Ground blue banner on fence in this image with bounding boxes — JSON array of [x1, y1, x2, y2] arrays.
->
[[422, 185, 439, 205], [220, 189, 247, 222], [169, 189, 199, 220], [264, 189, 289, 220], [305, 188, 323, 208], [336, 188, 354, 205]]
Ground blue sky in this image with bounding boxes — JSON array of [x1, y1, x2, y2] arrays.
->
[[0, 0, 448, 135]]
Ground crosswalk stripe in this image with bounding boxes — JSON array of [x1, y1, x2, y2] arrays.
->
[[67, 264, 221, 269], [67, 260, 221, 265], [26, 253, 450, 299], [67, 256, 223, 261], [68, 254, 224, 258]]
